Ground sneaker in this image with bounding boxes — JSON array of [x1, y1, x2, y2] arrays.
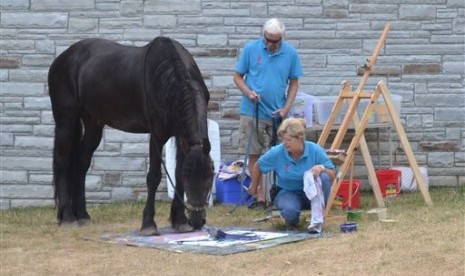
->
[[265, 205, 278, 213], [307, 222, 323, 234], [248, 200, 267, 210]]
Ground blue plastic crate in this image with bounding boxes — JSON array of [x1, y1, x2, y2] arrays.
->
[[215, 176, 253, 205]]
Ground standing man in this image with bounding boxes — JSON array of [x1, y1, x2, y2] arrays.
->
[[233, 18, 303, 209]]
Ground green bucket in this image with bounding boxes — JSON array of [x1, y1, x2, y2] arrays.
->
[[347, 210, 363, 221]]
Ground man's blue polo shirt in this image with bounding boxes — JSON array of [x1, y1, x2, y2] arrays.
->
[[235, 38, 303, 121], [258, 141, 335, 191]]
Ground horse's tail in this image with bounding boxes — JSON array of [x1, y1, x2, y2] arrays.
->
[[53, 118, 82, 206]]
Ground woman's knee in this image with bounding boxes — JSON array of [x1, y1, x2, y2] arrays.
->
[[320, 172, 332, 204], [275, 191, 301, 224]]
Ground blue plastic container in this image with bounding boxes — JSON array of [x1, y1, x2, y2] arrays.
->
[[215, 176, 253, 205]]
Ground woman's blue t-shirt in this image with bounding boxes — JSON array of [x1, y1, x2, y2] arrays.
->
[[258, 141, 335, 191]]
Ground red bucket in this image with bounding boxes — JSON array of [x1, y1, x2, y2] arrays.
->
[[335, 180, 360, 209], [376, 169, 401, 198]]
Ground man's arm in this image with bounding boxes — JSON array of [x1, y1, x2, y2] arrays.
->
[[233, 72, 258, 101]]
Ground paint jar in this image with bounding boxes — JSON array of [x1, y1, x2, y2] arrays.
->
[[340, 222, 358, 233]]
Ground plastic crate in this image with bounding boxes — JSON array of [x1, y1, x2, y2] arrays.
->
[[375, 94, 402, 123], [314, 96, 347, 125], [288, 92, 314, 127], [357, 100, 376, 123]]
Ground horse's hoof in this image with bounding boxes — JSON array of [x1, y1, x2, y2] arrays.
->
[[174, 224, 194, 233], [77, 218, 91, 226], [140, 226, 159, 236]]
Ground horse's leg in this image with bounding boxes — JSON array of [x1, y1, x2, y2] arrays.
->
[[53, 114, 81, 226], [140, 136, 163, 236], [74, 114, 103, 225], [170, 143, 192, 233]]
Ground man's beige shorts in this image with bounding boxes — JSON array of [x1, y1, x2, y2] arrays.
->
[[238, 115, 273, 155]]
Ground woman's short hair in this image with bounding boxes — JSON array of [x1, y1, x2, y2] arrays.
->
[[278, 117, 307, 140], [262, 18, 285, 35]]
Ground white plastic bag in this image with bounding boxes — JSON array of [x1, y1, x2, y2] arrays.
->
[[392, 166, 429, 192]]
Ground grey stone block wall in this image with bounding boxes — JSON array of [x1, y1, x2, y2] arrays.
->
[[1, 0, 464, 209]]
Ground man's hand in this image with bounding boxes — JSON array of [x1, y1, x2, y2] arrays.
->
[[248, 90, 260, 102], [273, 109, 287, 119], [247, 181, 258, 197]]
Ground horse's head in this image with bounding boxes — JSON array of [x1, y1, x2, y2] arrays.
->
[[182, 144, 214, 229]]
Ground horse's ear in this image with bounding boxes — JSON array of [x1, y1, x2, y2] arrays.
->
[[202, 138, 211, 155]]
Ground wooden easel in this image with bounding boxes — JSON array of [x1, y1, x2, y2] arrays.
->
[[318, 23, 392, 210], [322, 81, 432, 217], [318, 23, 433, 217], [319, 81, 385, 215]]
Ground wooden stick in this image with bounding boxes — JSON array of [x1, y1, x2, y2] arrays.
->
[[325, 85, 383, 217], [332, 23, 391, 149], [348, 157, 355, 209]]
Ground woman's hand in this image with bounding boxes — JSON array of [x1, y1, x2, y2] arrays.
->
[[311, 164, 325, 177]]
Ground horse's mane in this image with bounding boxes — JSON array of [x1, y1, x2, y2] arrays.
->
[[143, 37, 209, 148]]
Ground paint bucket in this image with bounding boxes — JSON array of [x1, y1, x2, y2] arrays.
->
[[346, 210, 363, 221], [376, 169, 401, 198], [334, 180, 360, 209]]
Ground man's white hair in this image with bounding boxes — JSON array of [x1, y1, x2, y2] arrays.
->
[[262, 18, 285, 35]]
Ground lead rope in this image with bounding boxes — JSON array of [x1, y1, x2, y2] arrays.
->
[[228, 99, 259, 214], [268, 113, 282, 204]]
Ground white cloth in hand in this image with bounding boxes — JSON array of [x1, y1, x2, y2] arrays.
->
[[303, 170, 325, 226]]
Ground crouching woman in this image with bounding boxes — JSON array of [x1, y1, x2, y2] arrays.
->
[[248, 117, 336, 233]]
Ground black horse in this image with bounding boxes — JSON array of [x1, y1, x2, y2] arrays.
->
[[48, 37, 214, 236]]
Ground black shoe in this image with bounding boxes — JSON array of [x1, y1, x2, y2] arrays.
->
[[248, 200, 267, 210], [265, 205, 278, 213], [307, 223, 323, 234], [285, 222, 299, 231]]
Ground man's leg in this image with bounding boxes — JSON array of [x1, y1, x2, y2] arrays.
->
[[238, 115, 269, 209], [248, 154, 266, 204]]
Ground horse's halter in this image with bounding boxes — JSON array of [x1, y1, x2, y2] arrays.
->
[[175, 184, 211, 216], [183, 146, 214, 213], [185, 202, 207, 212]]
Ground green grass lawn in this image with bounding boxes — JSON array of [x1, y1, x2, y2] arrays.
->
[[1, 186, 463, 276]]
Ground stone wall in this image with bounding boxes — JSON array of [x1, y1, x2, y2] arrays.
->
[[1, 0, 464, 209]]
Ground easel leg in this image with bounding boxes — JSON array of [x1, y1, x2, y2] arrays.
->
[[348, 158, 354, 209]]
